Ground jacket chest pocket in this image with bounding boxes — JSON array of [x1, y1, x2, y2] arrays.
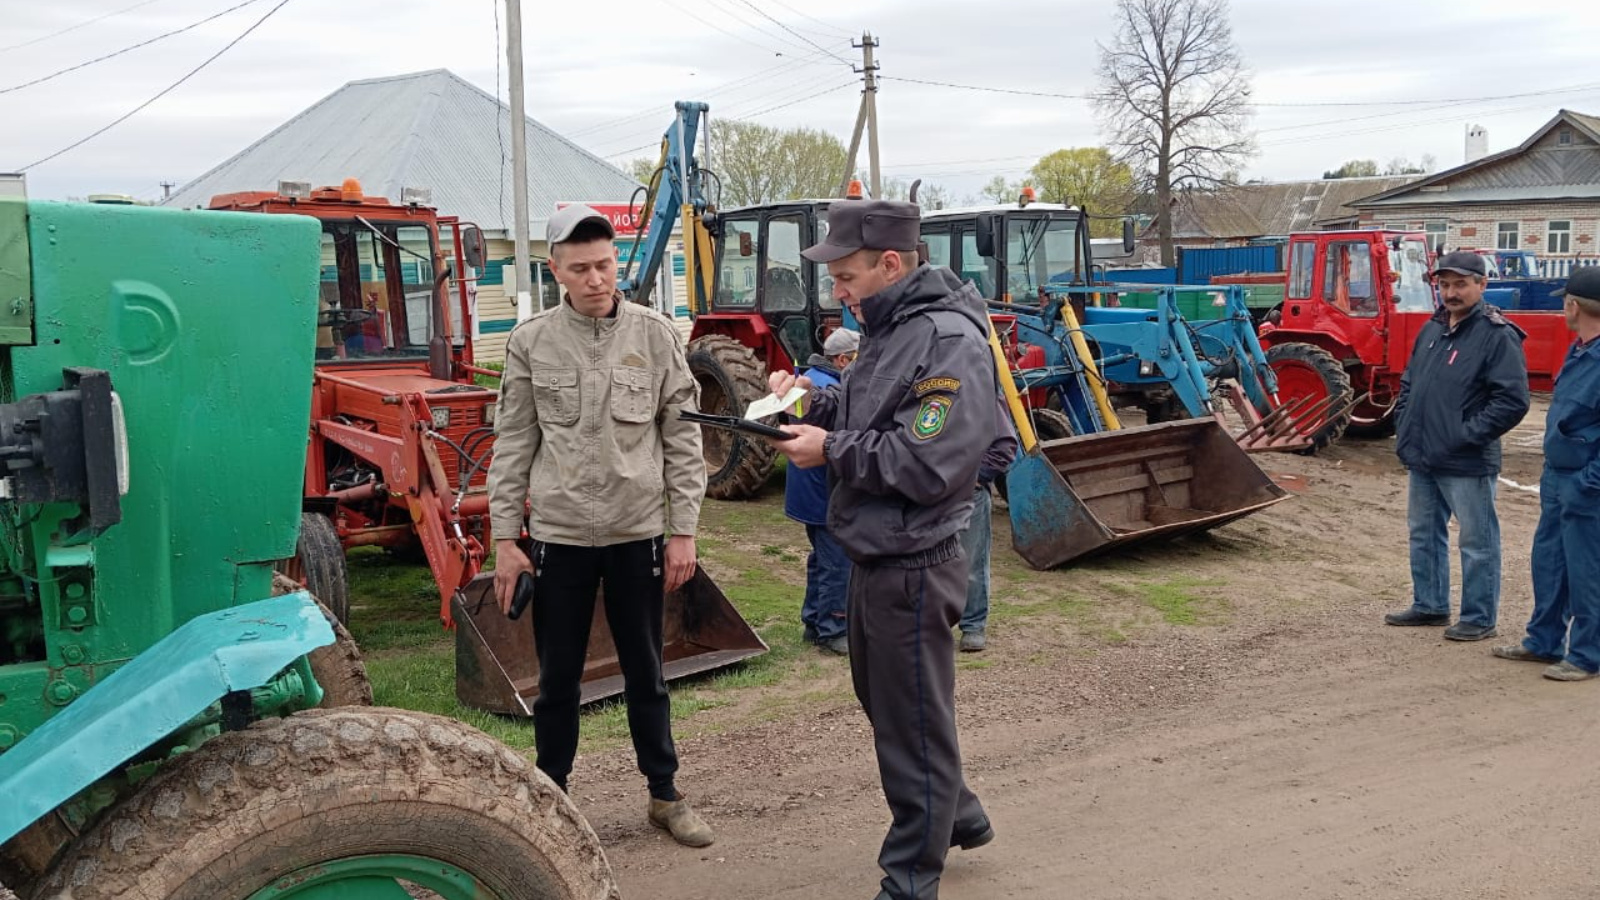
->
[[611, 366, 656, 424], [531, 368, 581, 426]]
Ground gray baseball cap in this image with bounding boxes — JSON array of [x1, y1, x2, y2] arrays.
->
[[822, 328, 861, 356], [547, 203, 615, 245]]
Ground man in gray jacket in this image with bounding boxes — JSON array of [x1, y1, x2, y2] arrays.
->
[[769, 199, 1007, 900], [487, 204, 713, 847]]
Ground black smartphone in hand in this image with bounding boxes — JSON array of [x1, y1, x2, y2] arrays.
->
[[507, 570, 535, 620]]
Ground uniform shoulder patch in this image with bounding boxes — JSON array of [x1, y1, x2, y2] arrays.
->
[[913, 376, 961, 396], [913, 395, 954, 439]]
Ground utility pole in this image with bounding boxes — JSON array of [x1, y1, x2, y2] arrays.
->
[[861, 33, 881, 200], [838, 32, 881, 198], [506, 0, 534, 319]]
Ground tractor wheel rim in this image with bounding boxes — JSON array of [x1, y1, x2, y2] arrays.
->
[[247, 853, 497, 899], [1271, 361, 1330, 404]]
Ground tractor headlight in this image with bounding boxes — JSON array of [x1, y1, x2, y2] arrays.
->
[[1139, 361, 1157, 377], [482, 402, 496, 426], [431, 407, 451, 429]]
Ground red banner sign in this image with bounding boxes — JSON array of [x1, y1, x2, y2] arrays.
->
[[553, 202, 645, 236]]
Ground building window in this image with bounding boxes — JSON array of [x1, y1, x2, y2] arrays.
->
[[1548, 220, 1572, 254], [1424, 222, 1447, 249], [1560, 129, 1573, 146], [1496, 221, 1519, 251]]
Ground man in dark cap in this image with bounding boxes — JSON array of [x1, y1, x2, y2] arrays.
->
[[1494, 266, 1600, 681], [766, 199, 1008, 900], [1385, 250, 1530, 640]]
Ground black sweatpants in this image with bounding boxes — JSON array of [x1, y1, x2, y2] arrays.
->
[[529, 536, 678, 800], [849, 541, 987, 900]]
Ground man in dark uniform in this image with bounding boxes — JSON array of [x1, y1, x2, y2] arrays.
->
[[1494, 265, 1600, 681], [1385, 250, 1529, 641], [766, 199, 1007, 900]]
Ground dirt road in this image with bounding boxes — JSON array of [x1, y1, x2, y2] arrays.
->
[[573, 403, 1598, 900]]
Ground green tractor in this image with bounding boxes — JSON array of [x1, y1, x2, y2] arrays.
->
[[0, 180, 618, 899]]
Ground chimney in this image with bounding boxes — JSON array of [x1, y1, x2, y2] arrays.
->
[[1465, 124, 1489, 163]]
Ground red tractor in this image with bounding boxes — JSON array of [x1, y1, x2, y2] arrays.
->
[[1257, 229, 1574, 449], [208, 179, 500, 624]]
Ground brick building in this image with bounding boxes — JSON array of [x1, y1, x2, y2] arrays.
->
[[1350, 109, 1600, 276]]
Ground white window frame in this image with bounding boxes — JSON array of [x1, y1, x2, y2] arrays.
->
[[1547, 220, 1572, 254], [1496, 221, 1520, 251]]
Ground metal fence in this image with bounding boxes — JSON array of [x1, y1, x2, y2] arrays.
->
[[1177, 244, 1283, 284], [1538, 257, 1600, 278]]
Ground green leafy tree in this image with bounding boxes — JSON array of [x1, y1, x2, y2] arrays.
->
[[1323, 159, 1380, 179], [1029, 147, 1138, 236], [709, 120, 848, 206]]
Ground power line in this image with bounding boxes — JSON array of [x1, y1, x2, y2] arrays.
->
[[881, 73, 1600, 110], [0, 0, 265, 96], [766, 0, 856, 38], [564, 43, 846, 140], [699, 0, 819, 56], [17, 0, 293, 172], [590, 75, 850, 155], [0, 0, 167, 53], [660, 0, 800, 58], [602, 80, 857, 160], [734, 0, 854, 66]]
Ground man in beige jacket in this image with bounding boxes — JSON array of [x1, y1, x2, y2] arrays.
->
[[487, 204, 712, 847]]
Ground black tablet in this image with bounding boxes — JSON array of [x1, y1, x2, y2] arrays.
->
[[679, 410, 795, 440]]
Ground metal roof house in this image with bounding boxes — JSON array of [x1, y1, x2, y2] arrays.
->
[[1147, 176, 1420, 248], [163, 68, 641, 238], [1349, 109, 1600, 272], [162, 69, 668, 360]]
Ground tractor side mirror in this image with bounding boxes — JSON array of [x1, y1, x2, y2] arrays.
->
[[739, 232, 754, 257], [460, 225, 485, 270], [974, 214, 999, 258], [1122, 218, 1136, 255]]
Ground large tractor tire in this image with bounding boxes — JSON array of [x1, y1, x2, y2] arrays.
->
[[996, 408, 1073, 504], [687, 334, 776, 500], [1344, 401, 1397, 439], [271, 572, 373, 709], [273, 512, 350, 625], [32, 708, 620, 900], [1264, 342, 1353, 454]]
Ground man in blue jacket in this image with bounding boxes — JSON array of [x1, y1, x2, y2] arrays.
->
[[1494, 266, 1600, 680], [1385, 251, 1530, 640], [785, 327, 860, 656]]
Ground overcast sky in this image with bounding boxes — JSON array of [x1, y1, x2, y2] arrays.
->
[[3, 0, 1599, 204]]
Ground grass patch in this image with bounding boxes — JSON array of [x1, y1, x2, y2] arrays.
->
[[1111, 576, 1229, 626]]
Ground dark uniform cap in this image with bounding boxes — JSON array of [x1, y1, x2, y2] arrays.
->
[[802, 199, 922, 263], [1429, 250, 1487, 279], [1552, 265, 1600, 303]]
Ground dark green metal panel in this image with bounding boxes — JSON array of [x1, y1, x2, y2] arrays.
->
[[0, 201, 321, 745], [0, 197, 32, 344]]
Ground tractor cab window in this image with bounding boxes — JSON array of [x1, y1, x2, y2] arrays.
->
[[1287, 241, 1315, 300], [923, 231, 953, 269], [319, 219, 439, 361], [813, 213, 838, 309], [1004, 214, 1081, 299], [715, 219, 760, 308], [1322, 240, 1377, 317], [957, 226, 997, 298], [763, 216, 807, 312], [1391, 239, 1435, 313]]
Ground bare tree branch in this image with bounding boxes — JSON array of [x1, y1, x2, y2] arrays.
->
[[1094, 0, 1256, 265]]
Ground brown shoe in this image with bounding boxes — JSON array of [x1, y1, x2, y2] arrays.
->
[[648, 794, 716, 848]]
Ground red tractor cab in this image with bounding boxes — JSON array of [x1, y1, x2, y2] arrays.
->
[[208, 179, 494, 624], [1259, 229, 1574, 445]]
